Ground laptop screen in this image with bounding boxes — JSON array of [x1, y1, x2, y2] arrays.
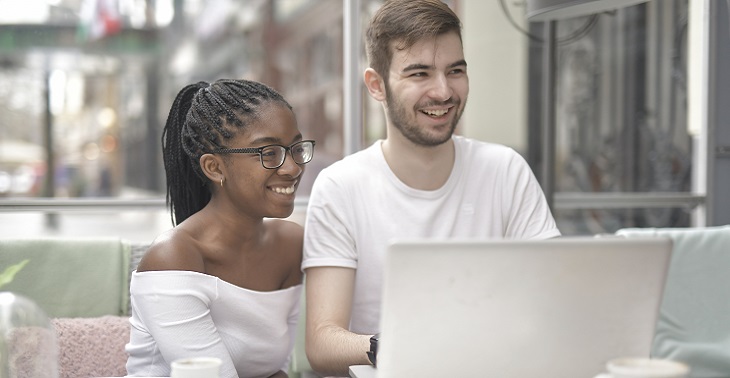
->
[[376, 236, 672, 378]]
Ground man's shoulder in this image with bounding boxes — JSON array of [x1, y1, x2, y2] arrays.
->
[[454, 135, 521, 160], [316, 142, 381, 180]]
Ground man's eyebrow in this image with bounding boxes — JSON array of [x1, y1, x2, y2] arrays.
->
[[401, 63, 431, 73], [449, 59, 467, 68], [401, 59, 467, 73]]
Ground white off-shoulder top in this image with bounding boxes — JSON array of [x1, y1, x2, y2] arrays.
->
[[125, 270, 301, 378]]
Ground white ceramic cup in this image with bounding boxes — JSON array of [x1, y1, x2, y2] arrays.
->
[[170, 357, 222, 378], [594, 357, 690, 378]]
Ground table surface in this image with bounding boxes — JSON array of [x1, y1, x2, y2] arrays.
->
[[349, 364, 377, 378]]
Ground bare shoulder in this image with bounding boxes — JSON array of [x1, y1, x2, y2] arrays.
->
[[136, 228, 205, 273], [268, 219, 304, 246], [267, 219, 304, 286]]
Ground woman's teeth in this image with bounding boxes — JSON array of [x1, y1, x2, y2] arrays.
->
[[272, 186, 295, 194]]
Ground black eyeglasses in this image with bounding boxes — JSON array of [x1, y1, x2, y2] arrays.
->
[[213, 140, 315, 169]]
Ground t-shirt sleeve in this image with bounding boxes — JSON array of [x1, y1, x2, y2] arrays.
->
[[301, 167, 359, 270], [130, 273, 239, 378], [502, 151, 561, 240]]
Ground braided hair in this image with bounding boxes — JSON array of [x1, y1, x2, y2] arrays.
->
[[161, 79, 292, 226]]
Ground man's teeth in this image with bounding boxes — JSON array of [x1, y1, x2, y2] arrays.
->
[[272, 186, 295, 194], [423, 109, 448, 117]]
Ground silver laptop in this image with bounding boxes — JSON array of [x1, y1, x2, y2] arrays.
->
[[376, 236, 673, 378]]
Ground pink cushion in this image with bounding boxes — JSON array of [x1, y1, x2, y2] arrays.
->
[[51, 316, 130, 378]]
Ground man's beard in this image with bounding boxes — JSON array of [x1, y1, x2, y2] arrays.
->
[[385, 87, 463, 147]]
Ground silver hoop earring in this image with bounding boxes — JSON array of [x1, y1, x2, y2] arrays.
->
[[220, 177, 224, 187]]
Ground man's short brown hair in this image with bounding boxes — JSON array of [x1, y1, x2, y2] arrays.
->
[[365, 0, 462, 83]]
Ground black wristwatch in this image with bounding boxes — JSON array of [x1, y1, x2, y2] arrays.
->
[[366, 333, 380, 367]]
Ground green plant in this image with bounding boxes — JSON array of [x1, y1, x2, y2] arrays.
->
[[0, 259, 29, 289]]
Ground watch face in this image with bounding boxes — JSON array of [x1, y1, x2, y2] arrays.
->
[[370, 333, 380, 351]]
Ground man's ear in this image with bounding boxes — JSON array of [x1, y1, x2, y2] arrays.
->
[[364, 68, 387, 102], [199, 154, 225, 184]]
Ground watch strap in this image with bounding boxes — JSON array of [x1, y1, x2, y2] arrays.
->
[[366, 333, 380, 367]]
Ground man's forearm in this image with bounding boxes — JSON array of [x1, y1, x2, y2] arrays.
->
[[306, 325, 373, 376]]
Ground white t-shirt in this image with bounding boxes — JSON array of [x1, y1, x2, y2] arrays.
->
[[302, 136, 561, 334], [125, 270, 301, 378]]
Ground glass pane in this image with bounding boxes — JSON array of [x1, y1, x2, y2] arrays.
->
[[544, 0, 693, 234], [556, 207, 693, 236], [555, 1, 691, 192], [0, 67, 47, 197], [0, 0, 345, 201], [0, 0, 341, 239]]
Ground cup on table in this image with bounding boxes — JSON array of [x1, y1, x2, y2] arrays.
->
[[594, 357, 690, 378], [170, 357, 222, 378]]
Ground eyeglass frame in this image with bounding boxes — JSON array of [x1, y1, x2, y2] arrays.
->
[[211, 140, 316, 169]]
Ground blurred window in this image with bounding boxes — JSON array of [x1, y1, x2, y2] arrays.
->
[[0, 0, 721, 239], [524, 0, 697, 234]]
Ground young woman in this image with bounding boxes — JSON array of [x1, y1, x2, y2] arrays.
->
[[125, 79, 314, 378]]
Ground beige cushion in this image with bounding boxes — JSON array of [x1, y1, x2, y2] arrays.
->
[[51, 316, 130, 378]]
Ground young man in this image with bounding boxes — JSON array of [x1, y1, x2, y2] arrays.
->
[[301, 0, 561, 375]]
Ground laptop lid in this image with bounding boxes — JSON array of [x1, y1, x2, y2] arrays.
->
[[376, 236, 673, 378]]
